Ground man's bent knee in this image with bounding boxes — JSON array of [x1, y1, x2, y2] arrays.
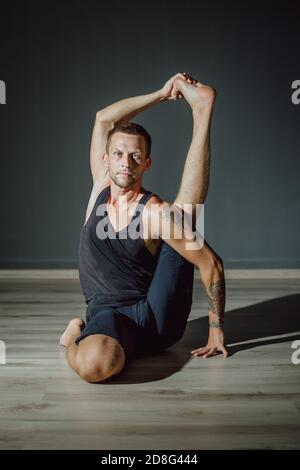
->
[[76, 334, 126, 383]]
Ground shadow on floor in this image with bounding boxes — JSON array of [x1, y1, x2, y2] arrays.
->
[[105, 293, 300, 384]]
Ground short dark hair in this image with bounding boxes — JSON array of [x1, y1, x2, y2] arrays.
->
[[106, 122, 152, 157]]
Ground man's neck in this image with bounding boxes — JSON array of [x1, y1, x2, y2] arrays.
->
[[109, 180, 144, 208]]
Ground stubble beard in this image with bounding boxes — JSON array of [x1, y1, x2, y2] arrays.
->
[[112, 172, 136, 189]]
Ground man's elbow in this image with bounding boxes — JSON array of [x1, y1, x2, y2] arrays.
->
[[95, 110, 113, 125], [95, 110, 106, 122]]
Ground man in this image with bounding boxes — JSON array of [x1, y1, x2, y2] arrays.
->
[[60, 72, 228, 383]]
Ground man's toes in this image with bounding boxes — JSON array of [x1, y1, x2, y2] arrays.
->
[[59, 317, 85, 347], [68, 317, 85, 329]]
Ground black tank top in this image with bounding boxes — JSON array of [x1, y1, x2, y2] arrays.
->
[[78, 185, 162, 307]]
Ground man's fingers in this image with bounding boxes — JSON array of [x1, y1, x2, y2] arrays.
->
[[171, 73, 189, 100], [171, 86, 183, 100], [171, 87, 178, 100], [190, 347, 207, 353], [203, 348, 216, 358], [191, 345, 229, 359], [183, 72, 192, 82], [176, 91, 183, 100], [183, 72, 196, 84], [191, 347, 206, 354], [202, 348, 229, 358], [220, 346, 229, 358], [191, 348, 209, 357], [165, 73, 188, 100]]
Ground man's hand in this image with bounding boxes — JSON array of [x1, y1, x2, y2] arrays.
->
[[160, 72, 197, 101], [190, 327, 229, 358]]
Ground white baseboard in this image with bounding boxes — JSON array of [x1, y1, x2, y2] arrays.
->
[[0, 269, 299, 280], [222, 269, 300, 279], [0, 270, 80, 279]]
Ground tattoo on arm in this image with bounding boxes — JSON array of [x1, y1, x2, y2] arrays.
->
[[206, 277, 226, 329]]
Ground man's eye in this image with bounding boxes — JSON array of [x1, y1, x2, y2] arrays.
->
[[113, 152, 140, 159]]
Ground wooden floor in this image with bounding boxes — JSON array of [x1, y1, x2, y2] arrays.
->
[[0, 277, 300, 450]]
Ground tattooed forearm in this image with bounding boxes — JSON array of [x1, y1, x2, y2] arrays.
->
[[208, 318, 223, 328], [206, 277, 226, 329]]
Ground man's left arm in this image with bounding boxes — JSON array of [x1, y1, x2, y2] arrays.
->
[[191, 267, 228, 358], [147, 201, 229, 359]]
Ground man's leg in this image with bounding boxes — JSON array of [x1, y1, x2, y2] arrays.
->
[[172, 77, 216, 211], [143, 79, 224, 351], [162, 78, 222, 283], [67, 334, 126, 383], [167, 79, 226, 333], [60, 311, 127, 383], [144, 242, 194, 352]]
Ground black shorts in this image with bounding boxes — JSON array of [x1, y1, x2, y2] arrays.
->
[[75, 242, 194, 365]]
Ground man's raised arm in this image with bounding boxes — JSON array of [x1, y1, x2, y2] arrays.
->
[[96, 72, 193, 126]]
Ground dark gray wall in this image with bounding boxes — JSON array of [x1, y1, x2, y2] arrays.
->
[[1, 0, 299, 268]]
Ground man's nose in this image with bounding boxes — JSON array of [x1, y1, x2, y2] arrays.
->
[[121, 154, 131, 167]]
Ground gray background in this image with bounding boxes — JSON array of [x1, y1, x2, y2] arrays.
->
[[0, 0, 299, 268]]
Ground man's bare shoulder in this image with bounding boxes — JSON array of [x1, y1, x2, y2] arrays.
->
[[143, 193, 173, 214], [83, 177, 110, 227], [143, 193, 169, 218], [144, 193, 163, 207]]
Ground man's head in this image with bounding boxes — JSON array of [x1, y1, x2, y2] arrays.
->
[[104, 122, 152, 188]]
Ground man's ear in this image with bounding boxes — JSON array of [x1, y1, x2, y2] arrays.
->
[[103, 152, 109, 168], [145, 156, 152, 171]]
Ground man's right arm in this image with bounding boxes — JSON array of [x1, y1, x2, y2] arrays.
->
[[96, 72, 191, 128], [90, 73, 191, 184], [90, 91, 165, 185], [90, 90, 165, 183], [97, 89, 166, 128], [89, 115, 113, 185]]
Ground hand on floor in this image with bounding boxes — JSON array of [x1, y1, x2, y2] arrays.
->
[[190, 327, 229, 358]]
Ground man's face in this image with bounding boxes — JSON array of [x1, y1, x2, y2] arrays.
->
[[105, 132, 151, 188]]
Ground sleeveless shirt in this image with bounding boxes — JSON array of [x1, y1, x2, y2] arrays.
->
[[78, 186, 162, 307]]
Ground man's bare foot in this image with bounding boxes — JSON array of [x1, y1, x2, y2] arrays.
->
[[173, 78, 216, 110], [59, 317, 85, 348]]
